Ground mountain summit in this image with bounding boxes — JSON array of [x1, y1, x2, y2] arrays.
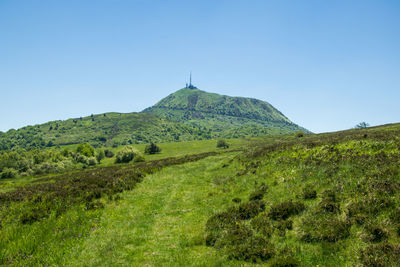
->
[[142, 87, 308, 138]]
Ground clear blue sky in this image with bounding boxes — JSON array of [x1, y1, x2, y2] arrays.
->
[[1, 0, 399, 133]]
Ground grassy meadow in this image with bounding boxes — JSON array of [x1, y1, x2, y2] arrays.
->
[[1, 123, 400, 266]]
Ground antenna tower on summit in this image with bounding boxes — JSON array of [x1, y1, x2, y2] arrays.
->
[[186, 71, 197, 89]]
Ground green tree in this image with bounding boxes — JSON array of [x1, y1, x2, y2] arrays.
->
[[76, 143, 95, 157], [96, 149, 105, 163], [355, 122, 369, 129], [216, 139, 229, 149], [144, 143, 162, 154]]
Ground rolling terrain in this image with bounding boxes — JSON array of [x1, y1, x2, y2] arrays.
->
[[0, 87, 308, 151], [1, 123, 399, 266]]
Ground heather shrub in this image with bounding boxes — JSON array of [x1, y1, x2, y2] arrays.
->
[[268, 201, 305, 220]]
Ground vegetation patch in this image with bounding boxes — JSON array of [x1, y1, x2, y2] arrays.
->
[[268, 201, 305, 220]]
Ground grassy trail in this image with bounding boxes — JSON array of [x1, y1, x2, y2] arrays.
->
[[67, 153, 244, 266]]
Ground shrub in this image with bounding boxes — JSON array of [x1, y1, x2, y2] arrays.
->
[[251, 214, 273, 237], [227, 236, 275, 262], [237, 201, 266, 220], [87, 157, 97, 166], [76, 143, 95, 157], [302, 186, 317, 199], [115, 146, 140, 163], [0, 167, 18, 179], [268, 201, 306, 220], [96, 149, 105, 163], [295, 132, 304, 138], [104, 149, 114, 158], [144, 143, 162, 154], [216, 139, 230, 149], [299, 215, 351, 242]]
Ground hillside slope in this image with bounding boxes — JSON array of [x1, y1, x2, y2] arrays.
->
[[143, 87, 308, 138], [1, 123, 400, 265], [0, 112, 209, 150]]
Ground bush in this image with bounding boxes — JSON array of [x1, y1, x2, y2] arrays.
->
[[144, 143, 162, 154], [237, 201, 266, 220], [268, 201, 305, 220], [115, 146, 140, 163], [96, 149, 105, 163], [295, 132, 304, 138], [0, 167, 18, 179], [299, 215, 351, 242], [228, 236, 275, 262], [104, 149, 114, 158], [87, 157, 97, 166], [76, 143, 95, 157], [216, 139, 230, 149], [250, 214, 273, 237], [302, 186, 317, 199]]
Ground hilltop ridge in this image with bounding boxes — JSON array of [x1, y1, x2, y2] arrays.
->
[[143, 87, 308, 137]]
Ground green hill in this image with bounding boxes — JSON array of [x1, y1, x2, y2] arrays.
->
[[0, 87, 309, 151], [0, 112, 209, 150], [143, 87, 308, 138]]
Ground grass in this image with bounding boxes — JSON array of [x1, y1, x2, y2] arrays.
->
[[66, 152, 244, 266], [1, 123, 400, 266]]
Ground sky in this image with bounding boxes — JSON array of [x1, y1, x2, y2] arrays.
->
[[1, 0, 399, 133]]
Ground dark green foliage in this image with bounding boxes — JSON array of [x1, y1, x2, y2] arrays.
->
[[144, 143, 162, 154], [359, 243, 400, 267], [295, 132, 304, 138], [301, 185, 317, 199], [0, 167, 18, 179], [216, 139, 230, 149], [205, 196, 270, 262], [268, 201, 305, 220], [237, 201, 266, 220], [227, 235, 275, 262], [104, 149, 114, 158]]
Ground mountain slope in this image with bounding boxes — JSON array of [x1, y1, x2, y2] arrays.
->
[[0, 112, 210, 150], [143, 87, 308, 137]]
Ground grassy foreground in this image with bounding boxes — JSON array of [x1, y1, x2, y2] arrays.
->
[[1, 123, 400, 266]]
